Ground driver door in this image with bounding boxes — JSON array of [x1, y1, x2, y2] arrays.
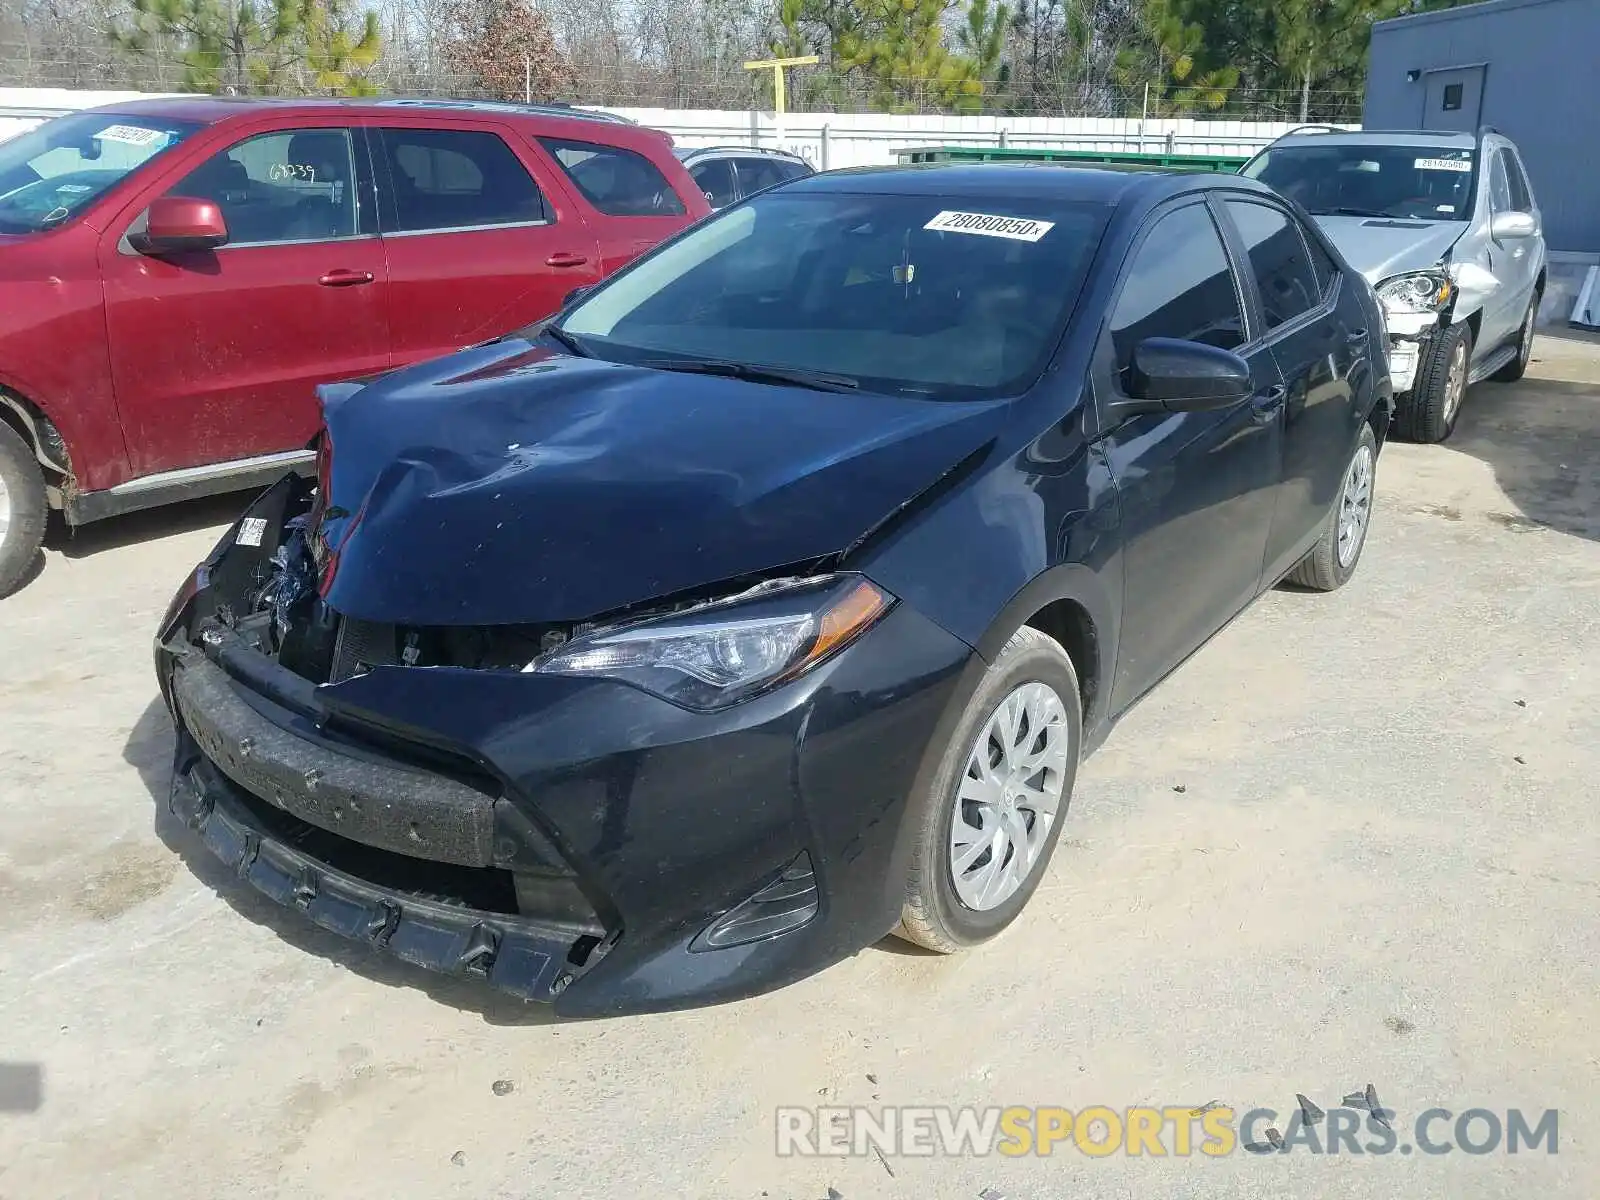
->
[[99, 123, 391, 478]]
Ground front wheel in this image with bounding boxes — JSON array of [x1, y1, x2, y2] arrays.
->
[[1286, 422, 1378, 592], [896, 626, 1083, 953], [1394, 320, 1472, 444], [0, 422, 47, 598]]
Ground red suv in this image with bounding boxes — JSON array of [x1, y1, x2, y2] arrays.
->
[[0, 97, 709, 594]]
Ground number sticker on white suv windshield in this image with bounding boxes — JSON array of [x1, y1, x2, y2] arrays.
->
[[1414, 157, 1472, 173]]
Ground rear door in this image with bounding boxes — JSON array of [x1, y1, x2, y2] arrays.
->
[[1216, 195, 1363, 582], [538, 137, 691, 274], [99, 121, 390, 477], [367, 121, 602, 364], [1096, 198, 1286, 712]]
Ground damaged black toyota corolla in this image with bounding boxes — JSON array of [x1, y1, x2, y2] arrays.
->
[[155, 165, 1391, 1016]]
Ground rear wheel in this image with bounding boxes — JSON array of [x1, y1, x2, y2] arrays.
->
[[1493, 293, 1539, 382], [0, 422, 47, 598], [1395, 320, 1472, 444], [896, 627, 1082, 953]]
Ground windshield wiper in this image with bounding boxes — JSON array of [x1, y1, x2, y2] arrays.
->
[[640, 358, 860, 393], [1319, 206, 1392, 218], [542, 323, 590, 358]]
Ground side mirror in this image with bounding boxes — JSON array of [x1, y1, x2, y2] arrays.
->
[[1490, 210, 1536, 241], [1125, 337, 1253, 412], [139, 195, 228, 254]]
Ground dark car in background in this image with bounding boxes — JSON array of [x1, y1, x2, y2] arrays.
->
[[674, 144, 813, 209], [0, 97, 708, 596], [155, 164, 1391, 1016]]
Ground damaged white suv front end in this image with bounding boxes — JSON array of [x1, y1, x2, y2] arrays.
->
[[1241, 126, 1546, 444]]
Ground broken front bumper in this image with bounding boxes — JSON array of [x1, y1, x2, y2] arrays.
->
[[1382, 310, 1441, 394], [154, 501, 978, 1017]]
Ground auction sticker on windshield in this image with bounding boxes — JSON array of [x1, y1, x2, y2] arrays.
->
[[924, 210, 1055, 242], [96, 124, 167, 147], [1414, 157, 1472, 173]]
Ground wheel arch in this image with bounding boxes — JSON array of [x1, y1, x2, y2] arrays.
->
[[0, 387, 73, 500], [973, 564, 1114, 734]]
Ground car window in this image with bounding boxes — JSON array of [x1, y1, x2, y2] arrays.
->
[[1243, 143, 1476, 221], [1502, 150, 1533, 213], [375, 128, 546, 233], [558, 192, 1109, 399], [736, 157, 797, 195], [0, 111, 201, 235], [539, 138, 686, 217], [1108, 203, 1245, 376], [1222, 200, 1323, 330], [689, 158, 737, 208], [1301, 226, 1341, 296], [168, 128, 359, 246], [1488, 151, 1514, 214]]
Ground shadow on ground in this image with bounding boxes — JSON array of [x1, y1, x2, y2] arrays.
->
[[47, 490, 257, 559], [1443, 342, 1600, 544], [122, 695, 563, 1026]]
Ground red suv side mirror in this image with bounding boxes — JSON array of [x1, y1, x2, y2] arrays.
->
[[139, 196, 229, 254]]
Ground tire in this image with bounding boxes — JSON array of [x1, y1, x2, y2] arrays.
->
[[1492, 292, 1539, 383], [1286, 422, 1378, 592], [0, 422, 47, 599], [896, 626, 1083, 953], [1394, 320, 1472, 444]]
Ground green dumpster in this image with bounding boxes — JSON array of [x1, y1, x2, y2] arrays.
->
[[891, 145, 1249, 173]]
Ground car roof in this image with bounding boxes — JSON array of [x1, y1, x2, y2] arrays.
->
[[781, 161, 1272, 205], [676, 145, 808, 161], [78, 94, 640, 130], [1265, 127, 1479, 150]]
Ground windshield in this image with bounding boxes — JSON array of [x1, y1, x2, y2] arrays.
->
[[1243, 143, 1477, 221], [556, 190, 1109, 399], [0, 112, 201, 235]]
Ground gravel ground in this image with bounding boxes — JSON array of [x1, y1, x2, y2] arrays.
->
[[2, 334, 1598, 1200]]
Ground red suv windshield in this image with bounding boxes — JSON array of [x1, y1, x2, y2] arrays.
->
[[0, 111, 202, 234]]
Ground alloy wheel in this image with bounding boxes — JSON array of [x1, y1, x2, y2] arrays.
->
[[1336, 442, 1374, 568], [949, 680, 1071, 911], [0, 472, 11, 544]]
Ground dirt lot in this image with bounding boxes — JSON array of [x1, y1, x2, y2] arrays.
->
[[2, 335, 1598, 1200]]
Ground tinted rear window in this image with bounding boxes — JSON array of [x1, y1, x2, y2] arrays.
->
[[539, 138, 685, 217]]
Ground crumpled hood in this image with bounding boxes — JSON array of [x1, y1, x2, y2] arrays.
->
[[1313, 215, 1466, 283], [311, 336, 1007, 627]]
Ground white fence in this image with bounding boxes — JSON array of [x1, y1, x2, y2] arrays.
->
[[1, 87, 1352, 164], [607, 108, 1353, 170]]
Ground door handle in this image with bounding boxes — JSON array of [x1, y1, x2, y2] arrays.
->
[[318, 269, 374, 287], [545, 252, 590, 268], [1346, 328, 1369, 346], [1251, 384, 1287, 422]]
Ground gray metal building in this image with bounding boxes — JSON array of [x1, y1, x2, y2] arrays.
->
[[1365, 0, 1599, 259]]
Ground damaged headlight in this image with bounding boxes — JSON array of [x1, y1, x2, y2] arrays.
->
[[527, 575, 894, 710], [1375, 270, 1454, 316]]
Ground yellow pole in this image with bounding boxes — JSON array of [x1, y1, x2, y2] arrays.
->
[[743, 56, 819, 151]]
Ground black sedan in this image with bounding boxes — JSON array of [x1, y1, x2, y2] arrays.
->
[[154, 164, 1392, 1016]]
